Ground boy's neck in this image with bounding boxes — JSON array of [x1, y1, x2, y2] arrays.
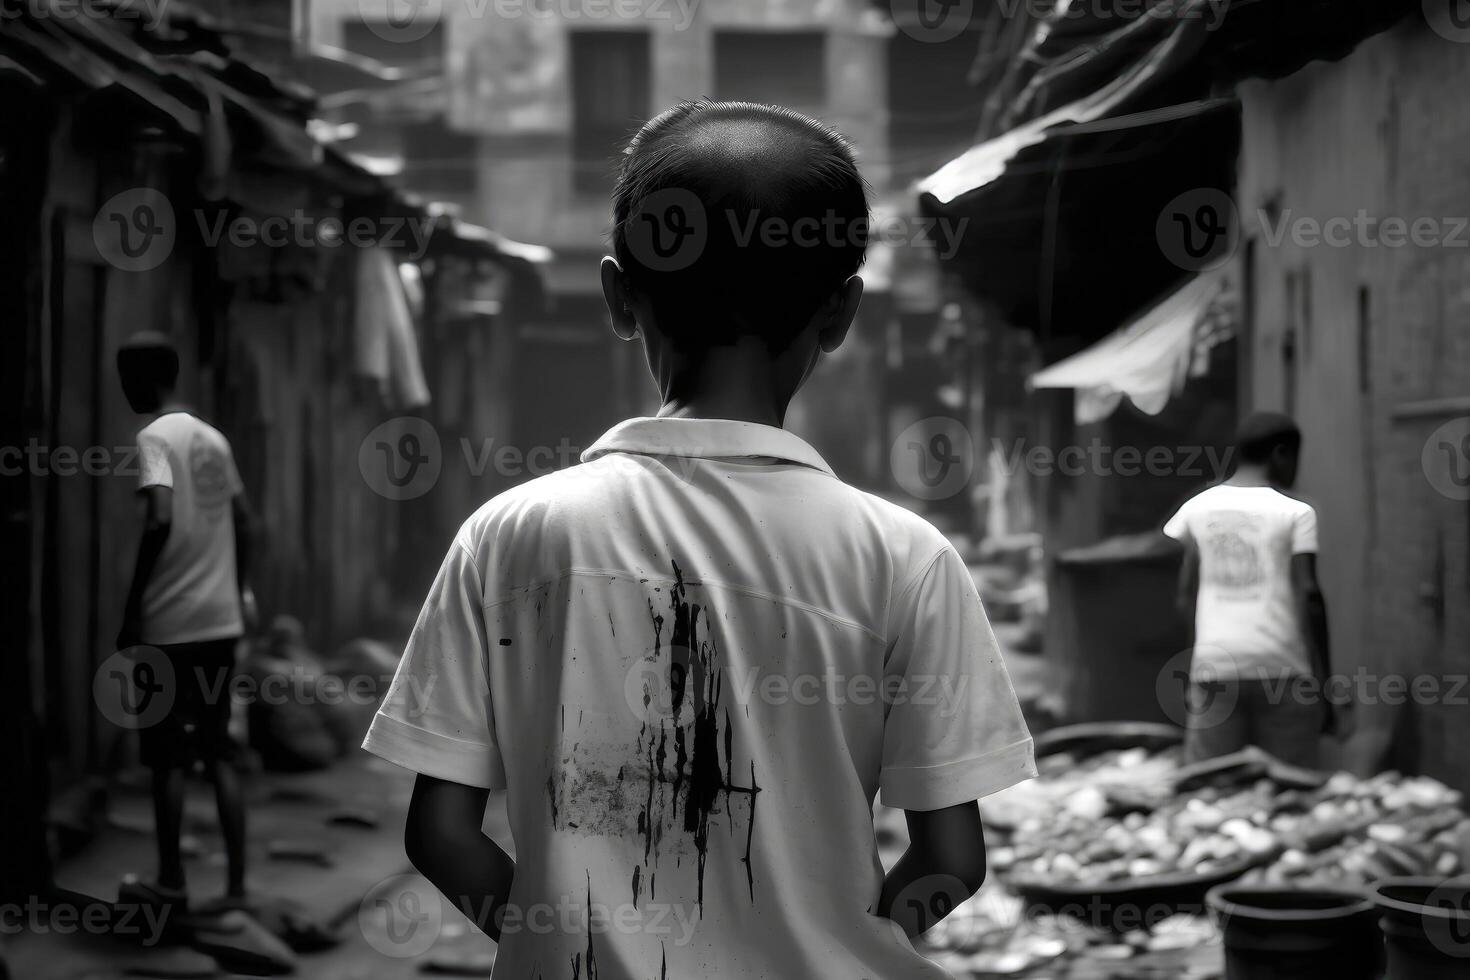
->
[[1225, 463, 1274, 488], [655, 345, 792, 428]]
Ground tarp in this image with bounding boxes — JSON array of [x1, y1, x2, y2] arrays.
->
[[916, 97, 1241, 345], [355, 246, 431, 409], [1031, 267, 1236, 424], [1006, 0, 1413, 127], [912, 0, 1410, 340]]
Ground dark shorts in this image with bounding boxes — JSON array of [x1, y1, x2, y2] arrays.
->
[[1183, 676, 1323, 770], [137, 638, 239, 770]]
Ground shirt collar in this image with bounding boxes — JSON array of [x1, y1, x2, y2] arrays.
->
[[582, 417, 834, 476]]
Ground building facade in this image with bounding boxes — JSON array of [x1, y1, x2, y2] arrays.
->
[[1235, 16, 1470, 789]]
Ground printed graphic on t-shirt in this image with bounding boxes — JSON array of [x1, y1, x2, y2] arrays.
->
[[189, 432, 233, 523], [1199, 510, 1266, 594], [548, 562, 761, 912]]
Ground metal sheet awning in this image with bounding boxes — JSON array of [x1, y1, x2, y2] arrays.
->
[[1031, 267, 1236, 424], [916, 97, 1240, 346]]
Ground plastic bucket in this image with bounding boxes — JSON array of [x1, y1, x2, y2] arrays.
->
[[1207, 885, 1383, 980], [1371, 877, 1470, 979]]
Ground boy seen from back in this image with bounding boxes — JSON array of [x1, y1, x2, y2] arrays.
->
[[116, 332, 255, 910], [1166, 412, 1344, 769], [365, 101, 1035, 979]]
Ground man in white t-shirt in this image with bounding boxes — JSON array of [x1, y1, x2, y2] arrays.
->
[[1164, 412, 1343, 768], [116, 332, 255, 910], [365, 101, 1035, 978]]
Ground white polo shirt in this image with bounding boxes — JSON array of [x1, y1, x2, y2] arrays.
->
[[365, 417, 1035, 979]]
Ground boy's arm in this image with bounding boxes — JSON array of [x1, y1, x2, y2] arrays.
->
[[878, 802, 988, 938], [118, 486, 171, 649], [1290, 552, 1341, 733], [1176, 536, 1199, 645], [876, 543, 1035, 937], [406, 774, 515, 941], [232, 491, 257, 630]]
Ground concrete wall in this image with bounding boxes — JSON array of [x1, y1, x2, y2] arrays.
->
[[1236, 18, 1470, 788], [308, 0, 891, 276]]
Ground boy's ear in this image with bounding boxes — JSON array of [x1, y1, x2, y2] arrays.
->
[[817, 276, 864, 354], [600, 257, 639, 342]]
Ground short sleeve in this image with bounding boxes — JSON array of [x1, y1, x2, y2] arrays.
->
[[1291, 503, 1318, 555], [879, 546, 1036, 811], [1162, 498, 1193, 541], [363, 534, 506, 789], [137, 430, 173, 490]]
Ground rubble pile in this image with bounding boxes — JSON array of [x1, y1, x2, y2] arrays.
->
[[983, 744, 1469, 893], [885, 733, 1470, 978]]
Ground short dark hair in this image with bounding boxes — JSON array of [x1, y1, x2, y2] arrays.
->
[[612, 100, 869, 353], [117, 332, 179, 391], [1235, 411, 1301, 463]]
